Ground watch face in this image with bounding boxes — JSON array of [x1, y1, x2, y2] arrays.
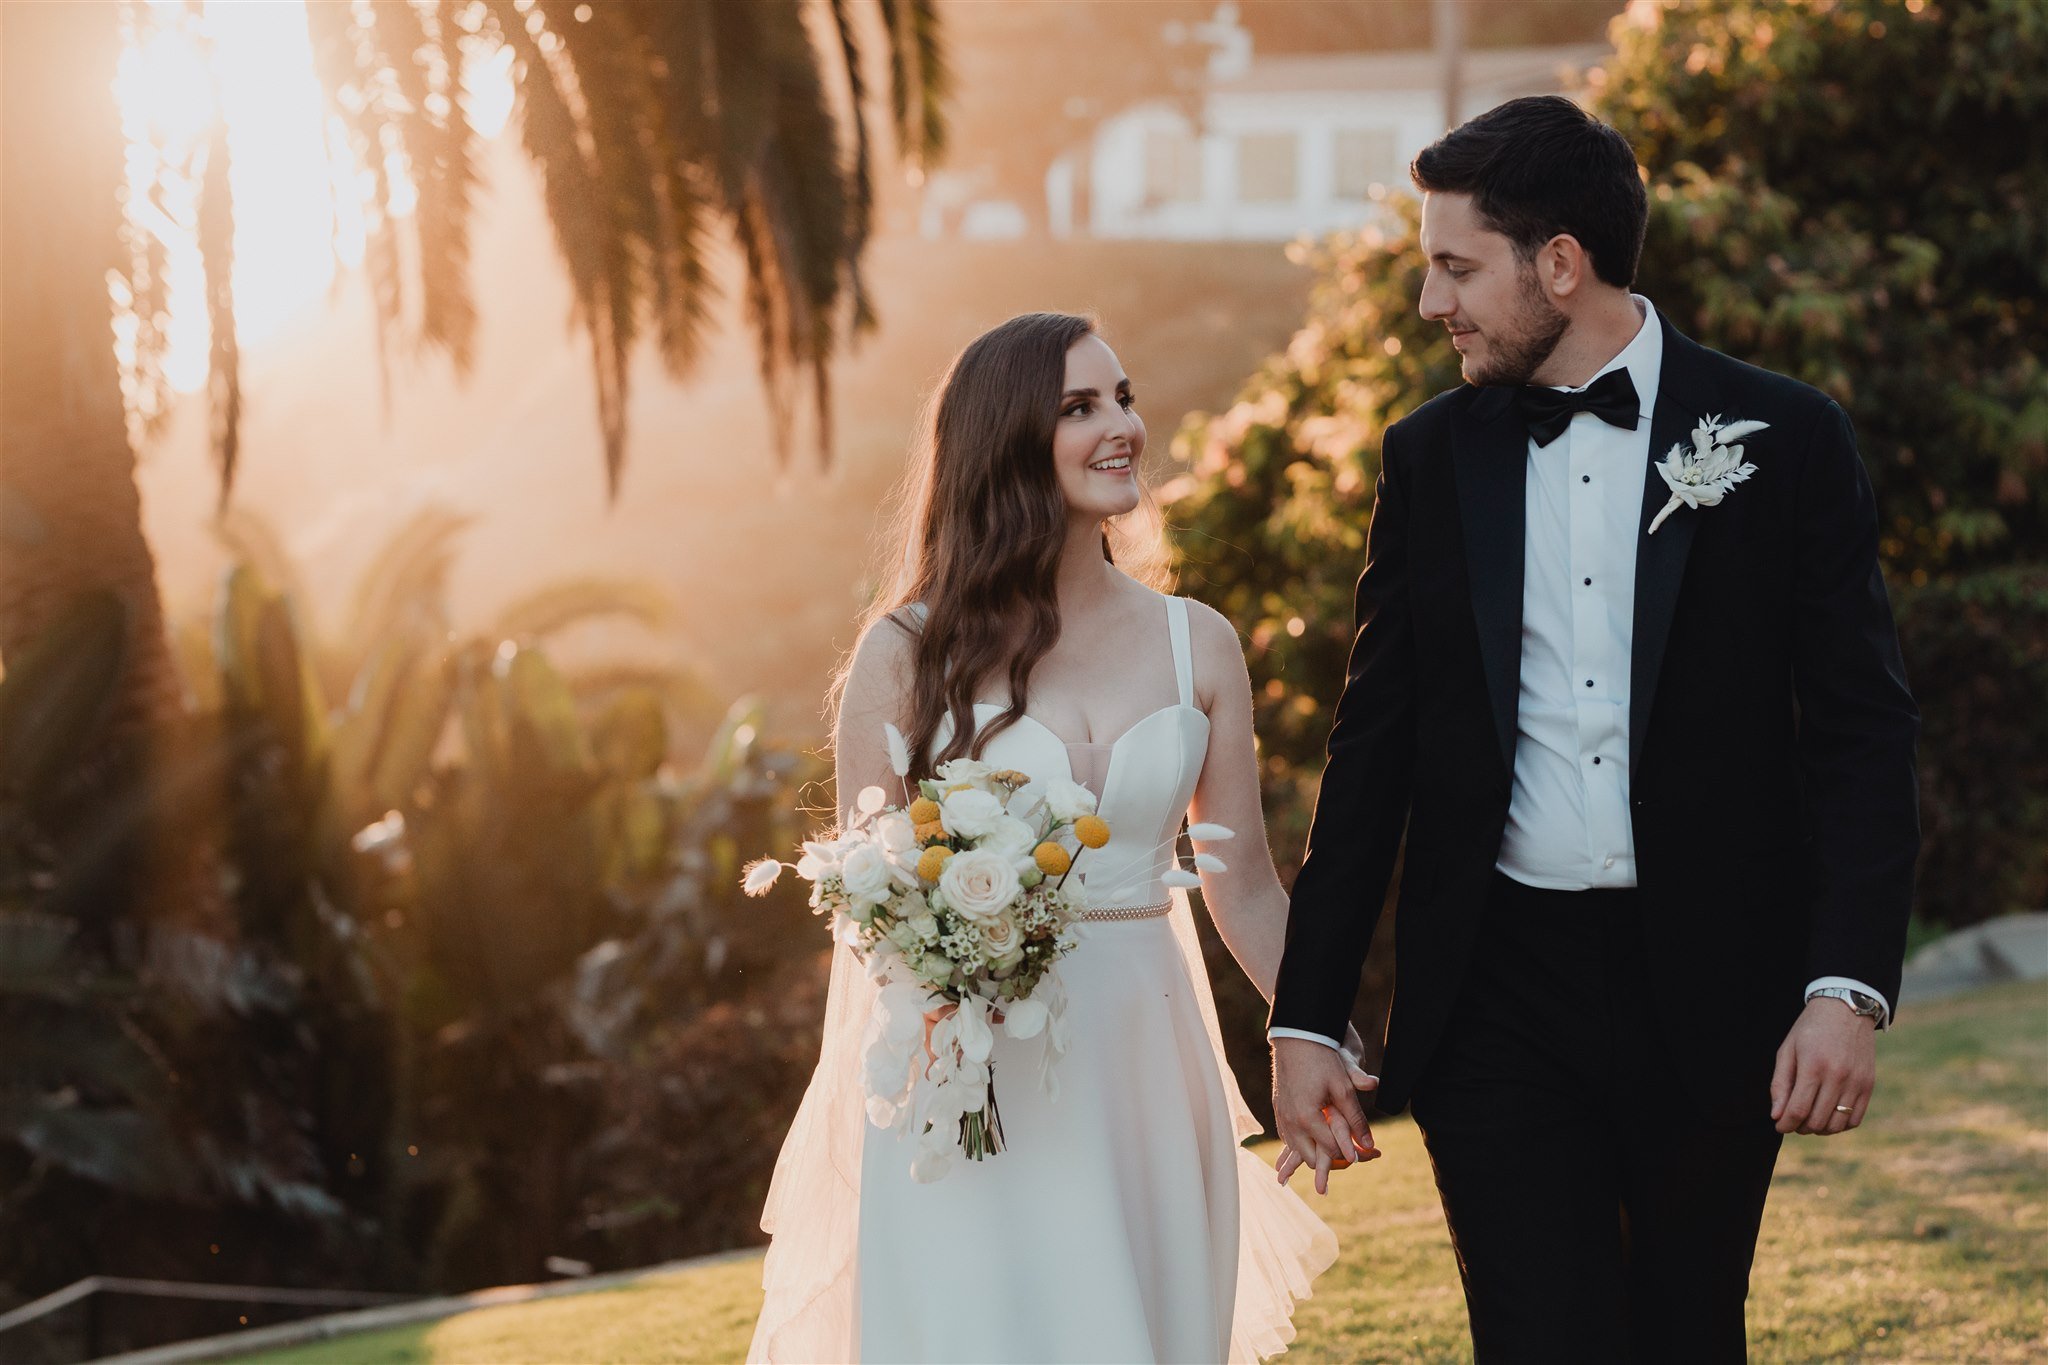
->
[[1848, 991, 1880, 1014]]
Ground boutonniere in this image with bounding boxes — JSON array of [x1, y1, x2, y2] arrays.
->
[[1648, 414, 1768, 534]]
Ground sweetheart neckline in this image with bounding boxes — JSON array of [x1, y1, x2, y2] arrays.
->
[[969, 700, 1208, 755]]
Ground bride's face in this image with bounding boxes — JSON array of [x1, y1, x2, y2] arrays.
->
[[1051, 335, 1145, 523]]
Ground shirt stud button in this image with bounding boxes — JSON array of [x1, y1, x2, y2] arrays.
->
[[1593, 757, 1602, 765], [1583, 577, 1592, 586], [1582, 475, 1591, 484], [1585, 679, 1594, 688]]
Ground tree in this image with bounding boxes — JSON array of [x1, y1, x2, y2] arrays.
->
[[0, 0, 943, 937], [1167, 0, 2048, 932], [1593, 0, 2048, 578]]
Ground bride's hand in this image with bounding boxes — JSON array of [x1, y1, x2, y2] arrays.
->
[[1341, 1023, 1380, 1092]]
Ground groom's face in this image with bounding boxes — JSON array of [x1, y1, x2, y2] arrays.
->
[[1418, 192, 1567, 387]]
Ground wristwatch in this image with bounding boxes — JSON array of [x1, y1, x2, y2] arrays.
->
[[1809, 986, 1885, 1021]]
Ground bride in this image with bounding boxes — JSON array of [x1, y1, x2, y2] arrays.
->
[[748, 312, 1367, 1363]]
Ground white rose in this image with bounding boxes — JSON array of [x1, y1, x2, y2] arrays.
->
[[840, 842, 895, 905], [907, 911, 940, 943], [1042, 777, 1097, 821], [873, 811, 917, 854], [936, 757, 994, 786], [937, 848, 1022, 925], [980, 914, 1019, 956], [940, 788, 1006, 840], [980, 814, 1039, 859], [981, 916, 1024, 973]]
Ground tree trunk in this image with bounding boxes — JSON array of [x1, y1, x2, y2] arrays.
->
[[1, 1, 221, 936]]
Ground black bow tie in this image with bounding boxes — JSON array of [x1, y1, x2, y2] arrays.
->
[[1516, 369, 1641, 447]]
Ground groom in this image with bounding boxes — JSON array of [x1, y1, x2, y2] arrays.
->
[[1267, 96, 1919, 1361]]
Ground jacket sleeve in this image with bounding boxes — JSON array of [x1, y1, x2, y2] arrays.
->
[[1268, 421, 1421, 1042], [1789, 398, 1921, 1010]]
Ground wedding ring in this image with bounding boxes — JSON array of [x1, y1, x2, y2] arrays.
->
[[1834, 1104, 1853, 1113]]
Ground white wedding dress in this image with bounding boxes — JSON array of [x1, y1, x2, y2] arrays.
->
[[749, 595, 1336, 1364]]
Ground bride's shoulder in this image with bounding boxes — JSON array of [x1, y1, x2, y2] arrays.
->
[[1166, 593, 1253, 703], [845, 607, 921, 700]]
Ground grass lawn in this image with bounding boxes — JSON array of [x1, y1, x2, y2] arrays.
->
[[242, 981, 2046, 1364]]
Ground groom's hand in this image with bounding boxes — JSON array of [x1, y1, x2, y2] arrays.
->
[[1272, 1038, 1378, 1195], [1771, 997, 1878, 1136]]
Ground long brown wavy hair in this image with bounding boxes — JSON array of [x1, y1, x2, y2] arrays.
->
[[835, 311, 1171, 778]]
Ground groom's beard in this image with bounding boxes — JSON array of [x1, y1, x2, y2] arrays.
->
[[1465, 268, 1569, 387]]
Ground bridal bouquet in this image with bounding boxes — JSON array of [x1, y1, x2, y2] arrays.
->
[[742, 725, 1111, 1182]]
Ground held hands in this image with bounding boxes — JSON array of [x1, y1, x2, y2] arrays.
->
[[1271, 1035, 1381, 1195], [1771, 996, 1878, 1136]]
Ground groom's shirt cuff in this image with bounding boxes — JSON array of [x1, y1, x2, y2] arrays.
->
[[1805, 976, 1893, 1030], [1268, 1027, 1346, 1052]]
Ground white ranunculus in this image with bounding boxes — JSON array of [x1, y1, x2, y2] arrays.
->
[[940, 787, 1007, 840], [840, 842, 896, 905], [874, 811, 917, 854], [938, 848, 1022, 925], [1042, 777, 1097, 821], [980, 814, 1039, 859], [935, 757, 993, 786], [906, 910, 940, 943]]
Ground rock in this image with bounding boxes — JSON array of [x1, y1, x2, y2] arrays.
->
[[1898, 911, 2048, 1005]]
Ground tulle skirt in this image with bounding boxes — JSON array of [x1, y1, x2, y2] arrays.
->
[[748, 892, 1336, 1363]]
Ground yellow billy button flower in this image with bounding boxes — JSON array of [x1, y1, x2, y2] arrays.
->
[[1033, 842, 1072, 877], [916, 845, 955, 882], [915, 819, 947, 844], [907, 796, 941, 825], [1074, 815, 1110, 849]]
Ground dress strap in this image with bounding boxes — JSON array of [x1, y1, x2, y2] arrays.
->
[[1166, 595, 1194, 707]]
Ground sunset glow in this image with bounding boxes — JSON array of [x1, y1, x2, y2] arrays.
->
[[112, 0, 514, 394]]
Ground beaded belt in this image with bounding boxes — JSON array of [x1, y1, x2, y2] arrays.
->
[[1079, 899, 1172, 922]]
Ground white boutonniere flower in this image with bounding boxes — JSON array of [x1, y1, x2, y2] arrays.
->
[[1648, 414, 1768, 534]]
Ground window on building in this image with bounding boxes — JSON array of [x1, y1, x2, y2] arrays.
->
[[1143, 127, 1204, 205], [1332, 127, 1398, 201], [1236, 131, 1299, 204]]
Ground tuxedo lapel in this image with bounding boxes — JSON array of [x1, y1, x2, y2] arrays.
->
[[1630, 321, 1714, 778], [1452, 386, 1527, 779]]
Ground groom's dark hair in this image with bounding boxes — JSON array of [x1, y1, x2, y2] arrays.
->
[[1411, 95, 1648, 288]]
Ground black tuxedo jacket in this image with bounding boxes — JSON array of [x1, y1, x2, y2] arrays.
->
[[1270, 315, 1920, 1120]]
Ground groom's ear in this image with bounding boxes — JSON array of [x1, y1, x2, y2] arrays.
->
[[1535, 232, 1596, 302]]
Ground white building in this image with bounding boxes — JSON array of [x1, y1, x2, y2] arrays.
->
[[921, 10, 1608, 243]]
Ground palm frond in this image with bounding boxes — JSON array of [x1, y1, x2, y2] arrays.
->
[[877, 0, 948, 175], [211, 507, 313, 621], [372, 0, 481, 373], [825, 0, 876, 334], [197, 115, 242, 506], [302, 0, 404, 416], [112, 1, 180, 446], [479, 0, 631, 493], [339, 504, 472, 679], [485, 578, 675, 645]]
